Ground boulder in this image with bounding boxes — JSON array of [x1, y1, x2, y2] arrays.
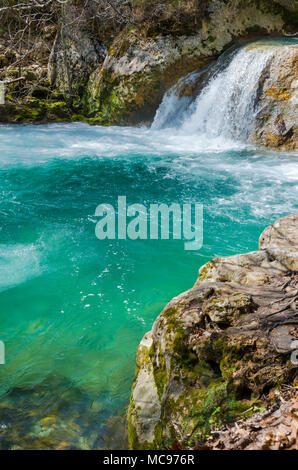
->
[[128, 215, 298, 449], [197, 247, 298, 286], [249, 44, 298, 151], [259, 214, 298, 249]]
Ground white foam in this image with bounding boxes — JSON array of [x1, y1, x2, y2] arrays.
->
[[0, 243, 42, 291]]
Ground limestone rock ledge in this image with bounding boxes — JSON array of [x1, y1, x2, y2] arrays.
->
[[128, 214, 298, 449]]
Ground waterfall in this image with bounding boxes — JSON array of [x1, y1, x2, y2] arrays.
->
[[152, 42, 277, 143]]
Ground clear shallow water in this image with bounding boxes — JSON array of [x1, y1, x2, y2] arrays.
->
[[0, 123, 297, 449]]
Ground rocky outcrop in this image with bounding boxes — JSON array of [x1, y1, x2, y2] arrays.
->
[[86, 33, 213, 125], [86, 0, 296, 125], [249, 44, 298, 151], [128, 214, 298, 449], [259, 214, 298, 249]]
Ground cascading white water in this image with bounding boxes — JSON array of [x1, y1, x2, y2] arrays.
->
[[152, 43, 277, 142]]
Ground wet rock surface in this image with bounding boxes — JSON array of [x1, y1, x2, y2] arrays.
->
[[0, 374, 127, 450], [249, 44, 298, 151], [128, 215, 298, 449]]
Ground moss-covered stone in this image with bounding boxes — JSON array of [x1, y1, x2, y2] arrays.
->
[[202, 292, 256, 326], [128, 216, 298, 449], [0, 96, 74, 123]]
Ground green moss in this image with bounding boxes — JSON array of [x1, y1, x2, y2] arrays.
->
[[128, 300, 264, 449], [162, 306, 198, 369], [153, 323, 253, 446], [4, 96, 74, 123], [198, 261, 214, 281], [216, 337, 249, 382], [148, 308, 250, 445], [152, 420, 163, 448], [151, 344, 167, 401], [172, 379, 250, 447], [127, 398, 140, 450], [156, 376, 250, 448], [86, 66, 163, 125]]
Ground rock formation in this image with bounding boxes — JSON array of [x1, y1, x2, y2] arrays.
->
[[48, 3, 107, 97], [86, 0, 295, 126], [128, 214, 298, 449], [1, 0, 298, 143], [249, 44, 298, 151]]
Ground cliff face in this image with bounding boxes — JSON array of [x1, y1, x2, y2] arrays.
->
[[128, 215, 298, 450], [0, 0, 297, 137], [48, 3, 107, 98]]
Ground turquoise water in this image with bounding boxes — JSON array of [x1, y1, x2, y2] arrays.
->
[[0, 122, 297, 449]]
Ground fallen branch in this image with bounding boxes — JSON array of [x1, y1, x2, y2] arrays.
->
[[4, 76, 25, 83]]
